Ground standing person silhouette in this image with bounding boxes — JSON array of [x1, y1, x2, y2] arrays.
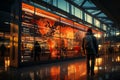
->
[[82, 28, 98, 76], [34, 41, 41, 61]]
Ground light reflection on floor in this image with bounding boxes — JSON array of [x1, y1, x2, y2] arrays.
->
[[4, 57, 10, 71], [0, 53, 120, 80]]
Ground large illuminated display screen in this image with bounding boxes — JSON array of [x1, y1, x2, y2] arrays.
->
[[21, 3, 101, 62]]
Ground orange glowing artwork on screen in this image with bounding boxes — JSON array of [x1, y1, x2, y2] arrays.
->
[[36, 18, 55, 36], [47, 39, 57, 57], [60, 26, 74, 39]]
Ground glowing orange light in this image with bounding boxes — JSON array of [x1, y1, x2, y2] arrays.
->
[[116, 56, 120, 62], [95, 58, 102, 66], [67, 62, 86, 79], [22, 3, 34, 11], [60, 27, 74, 39], [74, 22, 87, 30], [47, 39, 57, 58], [50, 66, 60, 80], [4, 57, 10, 71]]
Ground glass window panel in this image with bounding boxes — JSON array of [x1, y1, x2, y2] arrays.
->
[[103, 24, 107, 31], [80, 10, 82, 19], [53, 0, 57, 7], [71, 5, 75, 15], [75, 7, 80, 18], [94, 19, 100, 28], [43, 0, 52, 4], [58, 0, 67, 11], [66, 2, 69, 13], [84, 13, 87, 21], [86, 14, 92, 24]]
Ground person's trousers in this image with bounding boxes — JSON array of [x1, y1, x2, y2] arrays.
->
[[86, 54, 95, 74]]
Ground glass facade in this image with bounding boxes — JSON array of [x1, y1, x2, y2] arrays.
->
[[21, 3, 90, 62], [0, 0, 106, 67]]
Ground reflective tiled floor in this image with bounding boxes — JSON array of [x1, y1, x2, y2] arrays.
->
[[0, 53, 120, 80]]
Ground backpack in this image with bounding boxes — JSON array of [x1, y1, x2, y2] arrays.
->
[[84, 35, 96, 54]]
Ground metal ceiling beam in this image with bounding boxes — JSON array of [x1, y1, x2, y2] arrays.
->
[[80, 0, 87, 7], [94, 11, 102, 16], [83, 6, 99, 10], [90, 10, 100, 14], [103, 21, 113, 25], [105, 22, 113, 24], [97, 16, 108, 19]]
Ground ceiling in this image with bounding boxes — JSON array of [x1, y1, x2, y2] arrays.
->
[[1, 0, 120, 24], [91, 0, 120, 27], [0, 0, 120, 29]]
